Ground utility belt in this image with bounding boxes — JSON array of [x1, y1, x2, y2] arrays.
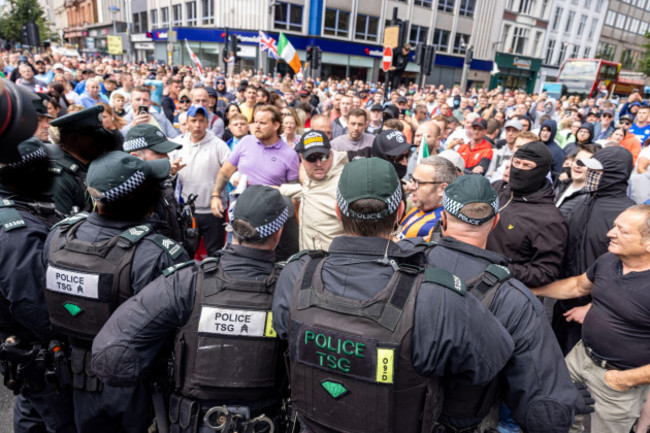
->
[[584, 344, 624, 371], [169, 393, 278, 433], [0, 336, 70, 394], [70, 345, 103, 392]]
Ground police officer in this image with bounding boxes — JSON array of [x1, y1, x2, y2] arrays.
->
[[42, 151, 190, 433], [124, 124, 199, 256], [272, 157, 514, 433], [91, 185, 292, 433], [49, 105, 123, 215], [400, 174, 583, 433], [0, 137, 75, 433]]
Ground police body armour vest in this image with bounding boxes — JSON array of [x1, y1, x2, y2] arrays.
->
[[288, 255, 441, 433], [173, 257, 284, 402], [44, 216, 153, 341]]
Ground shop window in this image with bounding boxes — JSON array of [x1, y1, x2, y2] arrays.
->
[[453, 32, 469, 54], [355, 14, 378, 41], [438, 0, 454, 13], [409, 25, 429, 45], [459, 0, 475, 16], [324, 8, 349, 37], [202, 0, 214, 25], [186, 2, 196, 26], [151, 10, 158, 28], [172, 4, 182, 26], [415, 0, 433, 8], [432, 28, 450, 51], [274, 2, 303, 32]]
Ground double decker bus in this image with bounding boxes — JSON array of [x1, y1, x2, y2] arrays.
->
[[555, 58, 644, 98]]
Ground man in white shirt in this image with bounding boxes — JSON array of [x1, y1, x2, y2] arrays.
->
[[170, 105, 231, 255]]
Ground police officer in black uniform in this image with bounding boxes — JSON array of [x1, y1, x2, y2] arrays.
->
[[42, 151, 190, 433], [124, 124, 199, 256], [400, 174, 585, 433], [49, 105, 123, 215], [91, 185, 292, 433], [272, 157, 514, 433], [0, 137, 75, 433]]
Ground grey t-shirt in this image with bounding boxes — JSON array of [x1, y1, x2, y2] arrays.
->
[[331, 132, 374, 160]]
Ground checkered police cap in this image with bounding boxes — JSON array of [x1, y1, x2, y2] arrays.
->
[[228, 185, 291, 240], [442, 175, 499, 226], [4, 138, 49, 169]]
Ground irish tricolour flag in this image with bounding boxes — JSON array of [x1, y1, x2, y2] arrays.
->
[[278, 33, 302, 73]]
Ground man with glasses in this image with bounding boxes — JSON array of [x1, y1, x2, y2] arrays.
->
[[331, 108, 374, 160], [396, 156, 458, 241], [617, 114, 642, 164], [594, 108, 615, 141], [215, 76, 235, 115], [279, 130, 347, 250]]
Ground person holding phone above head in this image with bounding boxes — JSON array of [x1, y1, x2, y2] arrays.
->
[[120, 85, 179, 139]]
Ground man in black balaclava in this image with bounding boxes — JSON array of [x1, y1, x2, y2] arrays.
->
[[486, 141, 568, 288], [371, 129, 412, 180]]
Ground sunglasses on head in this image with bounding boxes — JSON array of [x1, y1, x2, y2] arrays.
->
[[304, 153, 330, 163]]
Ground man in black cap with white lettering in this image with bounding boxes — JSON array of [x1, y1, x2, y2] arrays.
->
[[272, 157, 514, 433], [91, 185, 292, 433], [372, 129, 413, 179], [42, 151, 190, 433]]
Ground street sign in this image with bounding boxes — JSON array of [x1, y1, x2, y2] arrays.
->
[[383, 26, 399, 48], [382, 46, 393, 72]]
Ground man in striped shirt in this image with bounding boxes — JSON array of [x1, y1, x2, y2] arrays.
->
[[396, 156, 458, 241]]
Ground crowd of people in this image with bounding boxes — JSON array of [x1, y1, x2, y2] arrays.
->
[[0, 47, 649, 433]]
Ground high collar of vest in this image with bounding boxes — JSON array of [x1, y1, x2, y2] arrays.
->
[[223, 244, 276, 263]]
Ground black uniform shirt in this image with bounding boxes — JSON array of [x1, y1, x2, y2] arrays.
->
[[583, 252, 650, 369], [273, 236, 514, 387], [48, 151, 89, 215]]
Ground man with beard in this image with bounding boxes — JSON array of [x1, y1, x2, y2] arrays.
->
[[0, 137, 74, 433], [49, 105, 122, 215], [331, 108, 374, 160], [486, 141, 568, 288]]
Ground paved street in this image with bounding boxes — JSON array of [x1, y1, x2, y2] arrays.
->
[[0, 385, 15, 431]]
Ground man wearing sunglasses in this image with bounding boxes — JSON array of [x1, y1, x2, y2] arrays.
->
[[594, 108, 615, 141], [617, 114, 642, 164], [214, 76, 235, 114], [279, 130, 347, 250]]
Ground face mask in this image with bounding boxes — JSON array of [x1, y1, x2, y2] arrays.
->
[[392, 161, 407, 180], [583, 169, 603, 193]]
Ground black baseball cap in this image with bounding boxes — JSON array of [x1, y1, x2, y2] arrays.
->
[[471, 118, 487, 129], [370, 104, 383, 112], [295, 130, 331, 158], [372, 129, 411, 157]]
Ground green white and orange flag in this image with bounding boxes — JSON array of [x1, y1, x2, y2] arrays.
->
[[278, 33, 302, 73], [417, 133, 430, 164]]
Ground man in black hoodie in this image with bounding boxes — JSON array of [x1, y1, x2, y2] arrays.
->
[[564, 122, 596, 156], [486, 141, 568, 288], [539, 119, 566, 178], [552, 146, 635, 354]]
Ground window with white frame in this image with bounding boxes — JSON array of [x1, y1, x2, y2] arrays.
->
[[588, 18, 597, 38], [519, 0, 536, 14], [583, 46, 590, 57], [459, 0, 475, 16], [410, 25, 429, 45], [629, 18, 640, 33], [557, 43, 568, 65], [577, 15, 587, 35], [438, 0, 455, 13], [275, 2, 303, 32], [595, 0, 604, 11], [151, 9, 158, 28], [570, 44, 580, 58], [615, 13, 626, 29], [324, 8, 350, 37], [552, 7, 563, 30], [565, 11, 575, 32], [532, 31, 542, 56], [172, 4, 182, 26], [161, 7, 169, 27], [501, 23, 512, 50], [415, 0, 434, 8], [639, 21, 649, 35], [545, 39, 555, 64], [186, 2, 196, 26], [510, 27, 529, 54], [432, 28, 450, 51], [453, 32, 469, 54], [355, 14, 378, 41], [133, 13, 140, 33], [604, 10, 616, 27], [584, 0, 591, 8], [202, 0, 213, 24]]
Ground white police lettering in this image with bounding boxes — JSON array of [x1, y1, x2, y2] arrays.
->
[[45, 266, 100, 299], [198, 307, 267, 337]]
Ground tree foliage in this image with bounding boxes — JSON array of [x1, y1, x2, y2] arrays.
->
[[0, 0, 51, 45]]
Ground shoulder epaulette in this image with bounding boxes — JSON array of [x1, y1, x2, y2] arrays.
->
[[424, 268, 466, 296], [0, 199, 16, 208], [0, 206, 26, 232], [150, 233, 184, 259], [287, 249, 327, 263], [484, 264, 511, 283], [118, 224, 153, 246], [50, 211, 89, 230], [48, 166, 63, 175], [52, 158, 79, 173], [199, 256, 221, 272], [162, 260, 195, 277]]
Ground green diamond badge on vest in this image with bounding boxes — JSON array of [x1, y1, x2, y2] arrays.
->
[[63, 302, 83, 317], [321, 380, 349, 399]]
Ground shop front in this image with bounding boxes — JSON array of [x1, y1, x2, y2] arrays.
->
[[490, 53, 541, 93]]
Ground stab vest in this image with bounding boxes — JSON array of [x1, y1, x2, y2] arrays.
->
[[44, 214, 155, 342], [288, 253, 441, 433], [173, 256, 285, 403]]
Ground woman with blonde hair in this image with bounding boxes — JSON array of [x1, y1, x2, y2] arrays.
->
[[281, 107, 303, 148], [98, 103, 126, 131]]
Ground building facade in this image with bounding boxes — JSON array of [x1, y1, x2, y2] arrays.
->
[[538, 0, 609, 87], [597, 0, 650, 73]]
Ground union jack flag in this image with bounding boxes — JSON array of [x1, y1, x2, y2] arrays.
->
[[259, 31, 280, 60]]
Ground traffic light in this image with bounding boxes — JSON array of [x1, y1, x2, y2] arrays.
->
[[228, 34, 241, 60], [464, 46, 474, 65], [422, 45, 434, 76], [313, 46, 321, 70], [306, 45, 314, 63], [20, 23, 41, 48], [413, 43, 425, 65]]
